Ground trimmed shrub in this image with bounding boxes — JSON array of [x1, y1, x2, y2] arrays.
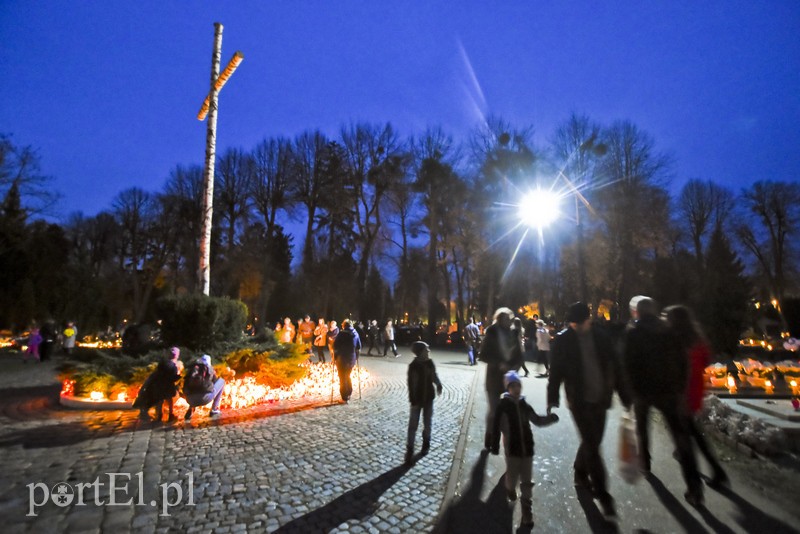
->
[[58, 349, 156, 398], [157, 294, 248, 350], [223, 341, 308, 389]]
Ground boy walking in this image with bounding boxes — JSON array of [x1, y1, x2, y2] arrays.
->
[[491, 370, 559, 527], [405, 341, 443, 465]]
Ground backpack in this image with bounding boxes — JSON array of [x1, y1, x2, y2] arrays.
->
[[184, 361, 212, 395]]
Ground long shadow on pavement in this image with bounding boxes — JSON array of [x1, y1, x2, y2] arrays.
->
[[273, 463, 411, 532], [433, 450, 516, 534], [575, 486, 619, 533], [644, 474, 708, 532], [711, 484, 798, 534]]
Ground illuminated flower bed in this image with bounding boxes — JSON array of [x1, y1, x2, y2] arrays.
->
[[60, 361, 369, 410], [178, 361, 369, 410]]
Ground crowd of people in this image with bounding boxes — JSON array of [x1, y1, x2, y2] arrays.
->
[[23, 319, 77, 363], [38, 300, 724, 528], [468, 297, 727, 525], [273, 316, 404, 361]]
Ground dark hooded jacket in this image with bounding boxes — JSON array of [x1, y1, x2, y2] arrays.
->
[[491, 393, 558, 457], [623, 314, 688, 400], [407, 357, 442, 407], [333, 325, 361, 366]]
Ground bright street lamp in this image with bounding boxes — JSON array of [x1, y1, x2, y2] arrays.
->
[[518, 188, 560, 230]]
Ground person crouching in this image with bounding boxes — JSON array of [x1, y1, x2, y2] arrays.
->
[[405, 341, 443, 465], [183, 354, 225, 420], [491, 370, 559, 528]]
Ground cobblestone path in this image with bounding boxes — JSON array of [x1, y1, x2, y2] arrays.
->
[[0, 356, 477, 533]]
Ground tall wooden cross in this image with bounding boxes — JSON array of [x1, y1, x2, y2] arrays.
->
[[197, 22, 244, 296]]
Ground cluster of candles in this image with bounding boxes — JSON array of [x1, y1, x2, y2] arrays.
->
[[61, 362, 369, 410]]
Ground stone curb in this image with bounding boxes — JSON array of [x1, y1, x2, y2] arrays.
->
[[435, 363, 480, 530], [59, 394, 134, 410]]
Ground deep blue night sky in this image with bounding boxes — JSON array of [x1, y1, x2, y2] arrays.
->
[[2, 2, 799, 219]]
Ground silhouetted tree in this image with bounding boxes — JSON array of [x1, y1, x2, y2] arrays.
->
[[736, 180, 800, 307], [699, 225, 752, 356]]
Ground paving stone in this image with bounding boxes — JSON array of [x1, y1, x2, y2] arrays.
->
[[1, 357, 474, 533]]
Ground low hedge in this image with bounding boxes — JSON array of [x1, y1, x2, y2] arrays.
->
[[58, 336, 308, 400]]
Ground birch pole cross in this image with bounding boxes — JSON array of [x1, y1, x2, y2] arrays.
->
[[197, 22, 244, 296]]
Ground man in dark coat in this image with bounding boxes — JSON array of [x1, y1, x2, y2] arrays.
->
[[367, 320, 381, 356], [333, 319, 362, 402], [547, 302, 631, 521], [624, 297, 703, 506]]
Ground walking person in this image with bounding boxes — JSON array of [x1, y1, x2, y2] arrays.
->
[[383, 319, 400, 357], [479, 307, 515, 449], [511, 317, 530, 377], [367, 320, 381, 356], [463, 316, 481, 366], [664, 304, 729, 488], [490, 371, 559, 528], [405, 341, 443, 465], [313, 318, 328, 363], [535, 320, 551, 377], [623, 297, 704, 506], [547, 302, 631, 521], [333, 319, 361, 403]]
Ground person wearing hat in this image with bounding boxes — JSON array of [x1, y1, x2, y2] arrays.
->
[[405, 341, 443, 464], [183, 354, 226, 420], [627, 295, 648, 329], [547, 302, 631, 521], [491, 370, 558, 527]]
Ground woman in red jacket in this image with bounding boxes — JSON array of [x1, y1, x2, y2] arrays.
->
[[665, 305, 729, 488]]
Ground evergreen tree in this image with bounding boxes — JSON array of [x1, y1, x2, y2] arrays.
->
[[698, 225, 752, 356]]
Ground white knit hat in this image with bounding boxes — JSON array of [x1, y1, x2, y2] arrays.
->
[[504, 370, 522, 389]]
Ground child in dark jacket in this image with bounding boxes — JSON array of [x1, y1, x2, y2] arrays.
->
[[406, 341, 443, 465], [491, 370, 558, 527]]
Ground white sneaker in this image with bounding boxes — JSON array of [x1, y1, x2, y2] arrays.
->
[[209, 409, 221, 416]]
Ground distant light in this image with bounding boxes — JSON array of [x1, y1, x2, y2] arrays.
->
[[519, 189, 560, 228]]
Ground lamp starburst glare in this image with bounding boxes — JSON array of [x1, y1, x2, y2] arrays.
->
[[519, 188, 560, 229]]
